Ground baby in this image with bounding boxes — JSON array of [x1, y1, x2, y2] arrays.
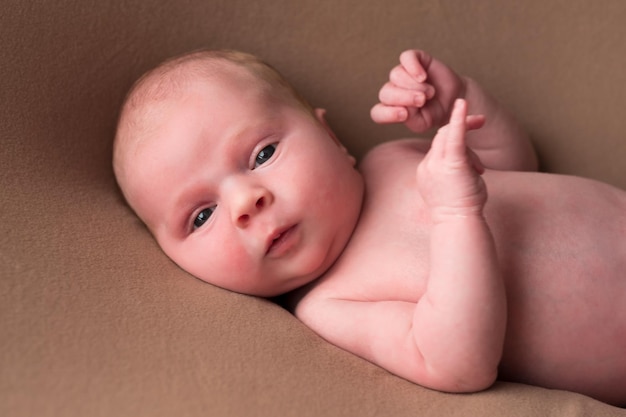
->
[[113, 49, 626, 406]]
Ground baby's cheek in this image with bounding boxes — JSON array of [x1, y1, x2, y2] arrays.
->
[[208, 241, 257, 289], [221, 244, 252, 274]]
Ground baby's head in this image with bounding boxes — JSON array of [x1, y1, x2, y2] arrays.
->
[[113, 50, 364, 297]]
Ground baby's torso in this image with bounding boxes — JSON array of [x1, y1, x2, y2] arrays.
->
[[296, 139, 626, 401]]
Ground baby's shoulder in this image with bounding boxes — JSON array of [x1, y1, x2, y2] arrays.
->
[[364, 138, 430, 159], [359, 138, 430, 177]]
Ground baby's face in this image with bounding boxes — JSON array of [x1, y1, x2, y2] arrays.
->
[[123, 72, 364, 296]]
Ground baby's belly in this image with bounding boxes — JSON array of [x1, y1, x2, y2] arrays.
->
[[485, 172, 626, 402], [498, 264, 626, 404]]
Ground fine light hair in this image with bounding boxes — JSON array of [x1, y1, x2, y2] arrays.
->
[[118, 49, 314, 120], [113, 49, 314, 203]]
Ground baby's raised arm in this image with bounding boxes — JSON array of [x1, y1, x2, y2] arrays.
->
[[371, 49, 538, 171], [413, 98, 507, 389], [296, 100, 506, 393]]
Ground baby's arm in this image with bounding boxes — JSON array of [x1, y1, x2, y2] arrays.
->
[[413, 98, 507, 388], [371, 50, 538, 171], [296, 101, 506, 393]]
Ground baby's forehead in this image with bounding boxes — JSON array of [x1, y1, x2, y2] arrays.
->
[[135, 60, 245, 103], [119, 63, 274, 160], [123, 62, 251, 131]]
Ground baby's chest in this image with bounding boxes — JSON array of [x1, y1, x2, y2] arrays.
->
[[326, 172, 432, 301]]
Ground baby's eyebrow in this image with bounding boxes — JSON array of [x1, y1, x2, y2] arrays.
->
[[167, 192, 202, 236], [166, 174, 219, 237]]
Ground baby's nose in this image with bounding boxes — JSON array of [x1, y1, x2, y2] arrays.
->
[[230, 184, 274, 228]]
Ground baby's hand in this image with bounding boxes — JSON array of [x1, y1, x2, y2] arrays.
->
[[417, 99, 487, 220], [371, 50, 468, 133]]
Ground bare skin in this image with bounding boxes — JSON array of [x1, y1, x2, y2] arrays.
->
[[293, 137, 626, 404], [115, 50, 626, 406], [292, 51, 626, 405]]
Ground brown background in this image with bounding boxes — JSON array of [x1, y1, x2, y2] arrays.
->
[[2, 0, 626, 415]]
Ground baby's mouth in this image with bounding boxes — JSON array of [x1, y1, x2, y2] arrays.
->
[[266, 225, 297, 256]]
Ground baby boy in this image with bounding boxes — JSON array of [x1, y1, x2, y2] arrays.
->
[[113, 49, 626, 405]]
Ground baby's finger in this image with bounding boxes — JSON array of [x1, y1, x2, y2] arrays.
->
[[443, 99, 469, 155], [466, 114, 486, 131], [379, 82, 429, 107], [389, 67, 436, 98], [399, 50, 432, 82], [427, 124, 448, 161], [389, 65, 424, 90], [370, 103, 408, 124]]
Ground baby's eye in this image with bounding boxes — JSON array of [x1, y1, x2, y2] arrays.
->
[[193, 206, 216, 229], [254, 143, 277, 168]]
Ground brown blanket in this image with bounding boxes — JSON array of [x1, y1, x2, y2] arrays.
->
[[2, 0, 626, 415]]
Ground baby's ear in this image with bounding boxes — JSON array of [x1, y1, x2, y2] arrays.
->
[[315, 108, 342, 144], [314, 108, 356, 166], [314, 108, 330, 127]]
